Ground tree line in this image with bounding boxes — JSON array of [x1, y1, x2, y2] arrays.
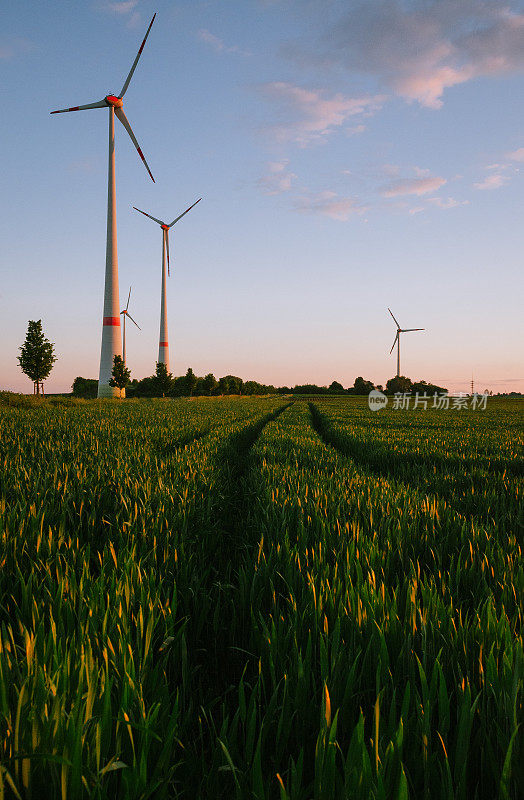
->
[[15, 320, 448, 399], [73, 361, 448, 399]]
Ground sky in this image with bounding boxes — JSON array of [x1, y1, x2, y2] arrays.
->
[[1, 0, 523, 393]]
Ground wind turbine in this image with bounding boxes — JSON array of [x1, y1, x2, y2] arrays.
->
[[133, 198, 201, 372], [120, 286, 141, 366], [51, 15, 156, 397], [388, 308, 424, 377]]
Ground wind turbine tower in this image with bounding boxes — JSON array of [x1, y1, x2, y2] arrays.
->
[[51, 15, 156, 397], [388, 308, 424, 378], [120, 286, 141, 366], [133, 199, 201, 372]]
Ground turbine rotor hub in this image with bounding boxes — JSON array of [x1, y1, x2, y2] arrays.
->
[[105, 95, 123, 107], [161, 224, 169, 230]]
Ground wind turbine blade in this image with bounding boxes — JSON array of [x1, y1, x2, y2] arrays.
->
[[118, 13, 156, 98], [168, 198, 202, 227], [388, 307, 401, 328], [403, 328, 425, 332], [165, 229, 170, 276], [126, 286, 131, 312], [115, 107, 154, 182], [132, 207, 164, 225], [126, 313, 141, 330], [389, 333, 399, 354], [51, 100, 106, 114]]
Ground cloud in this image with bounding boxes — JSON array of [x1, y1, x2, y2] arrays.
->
[[381, 175, 446, 198], [198, 29, 250, 56], [259, 161, 297, 194], [102, 1, 139, 13], [294, 190, 365, 221], [427, 196, 469, 209], [259, 81, 384, 146], [287, 1, 524, 108], [0, 37, 34, 60], [474, 173, 509, 190], [508, 147, 524, 162]]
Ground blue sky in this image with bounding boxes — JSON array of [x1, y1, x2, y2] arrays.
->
[[1, 0, 523, 393]]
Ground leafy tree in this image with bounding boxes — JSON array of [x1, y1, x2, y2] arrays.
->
[[225, 375, 243, 395], [72, 377, 97, 399], [202, 373, 218, 395], [411, 379, 447, 395], [386, 376, 413, 394], [352, 376, 375, 395], [184, 368, 198, 397], [18, 320, 57, 395], [109, 355, 131, 398], [154, 362, 173, 397], [217, 376, 230, 395], [329, 381, 345, 394]]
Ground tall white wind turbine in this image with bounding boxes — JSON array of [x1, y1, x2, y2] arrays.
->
[[120, 286, 141, 366], [388, 308, 424, 378], [133, 199, 201, 372], [51, 15, 156, 397]]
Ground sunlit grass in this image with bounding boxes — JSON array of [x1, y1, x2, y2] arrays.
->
[[0, 397, 521, 798]]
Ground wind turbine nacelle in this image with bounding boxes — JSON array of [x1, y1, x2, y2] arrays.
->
[[105, 95, 124, 107]]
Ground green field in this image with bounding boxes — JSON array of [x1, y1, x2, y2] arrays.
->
[[0, 396, 522, 799]]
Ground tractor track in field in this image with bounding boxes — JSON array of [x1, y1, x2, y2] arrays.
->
[[180, 402, 294, 701], [308, 402, 521, 534]]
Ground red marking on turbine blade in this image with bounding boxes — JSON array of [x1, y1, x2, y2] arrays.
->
[[103, 317, 121, 326], [159, 342, 169, 347]]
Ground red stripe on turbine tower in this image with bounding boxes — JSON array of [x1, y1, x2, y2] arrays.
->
[[103, 317, 121, 326], [159, 341, 169, 347]]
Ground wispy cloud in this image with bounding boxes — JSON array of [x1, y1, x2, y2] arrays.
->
[[474, 173, 509, 190], [97, 1, 141, 27], [101, 0, 139, 14], [0, 37, 34, 60], [294, 190, 365, 221], [381, 175, 446, 198], [285, 1, 524, 108], [507, 147, 524, 162], [259, 82, 384, 146], [427, 196, 469, 209], [259, 161, 297, 194], [198, 29, 250, 56]]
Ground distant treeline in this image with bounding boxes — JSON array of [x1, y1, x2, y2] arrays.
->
[[72, 372, 448, 399]]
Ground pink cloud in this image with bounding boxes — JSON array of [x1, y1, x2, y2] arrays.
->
[[508, 147, 524, 162], [198, 29, 250, 56], [259, 161, 297, 195], [287, 1, 524, 108], [294, 191, 365, 221], [381, 176, 446, 198], [474, 173, 509, 190], [259, 82, 384, 145]]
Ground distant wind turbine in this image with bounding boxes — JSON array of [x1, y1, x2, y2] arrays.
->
[[133, 199, 201, 372], [388, 308, 424, 377], [120, 286, 141, 366], [51, 14, 156, 397]]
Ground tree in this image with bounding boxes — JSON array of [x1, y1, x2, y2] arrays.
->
[[18, 320, 57, 395], [184, 367, 198, 397], [109, 355, 131, 398], [72, 377, 97, 398], [385, 376, 413, 394], [217, 376, 230, 395], [154, 362, 173, 397], [202, 372, 218, 396], [329, 381, 345, 394], [225, 375, 243, 395], [352, 376, 375, 395]]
